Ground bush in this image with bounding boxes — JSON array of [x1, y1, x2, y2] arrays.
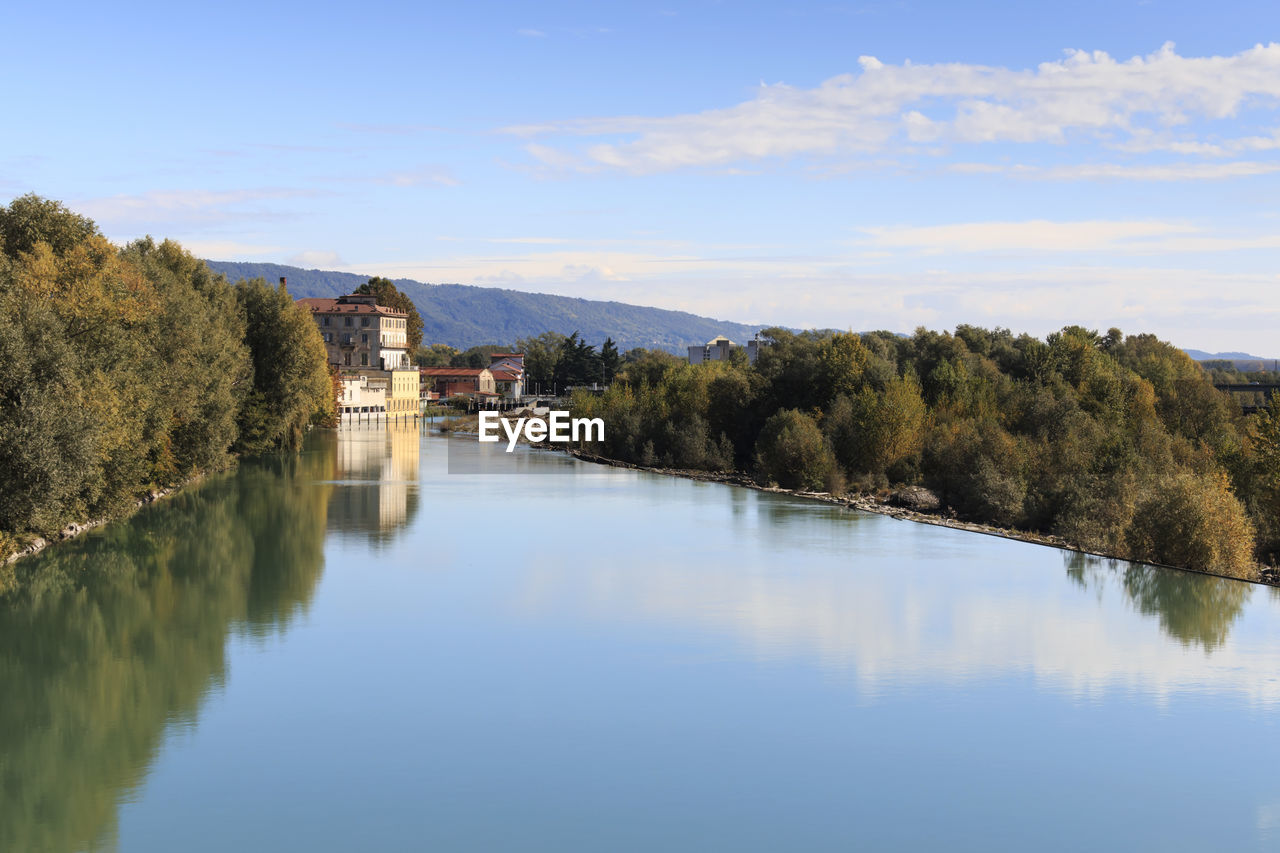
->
[[754, 409, 842, 492], [1126, 471, 1257, 579]]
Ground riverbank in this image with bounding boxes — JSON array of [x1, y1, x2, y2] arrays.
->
[[0, 475, 208, 589], [564, 448, 1279, 589]]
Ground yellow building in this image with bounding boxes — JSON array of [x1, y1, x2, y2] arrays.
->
[[338, 368, 420, 421], [386, 368, 420, 419]]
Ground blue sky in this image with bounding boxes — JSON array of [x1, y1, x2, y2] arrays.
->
[[5, 0, 1279, 353]]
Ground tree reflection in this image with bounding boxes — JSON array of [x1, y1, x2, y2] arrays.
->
[[1064, 552, 1251, 651], [0, 446, 333, 853]]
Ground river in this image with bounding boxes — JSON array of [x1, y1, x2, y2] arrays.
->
[[3, 423, 1279, 851]]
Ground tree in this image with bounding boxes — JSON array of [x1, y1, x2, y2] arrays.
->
[[234, 278, 334, 452], [516, 331, 567, 391], [0, 193, 98, 257], [817, 332, 870, 403], [355, 276, 423, 349], [826, 373, 925, 481], [450, 344, 506, 368], [414, 343, 458, 367], [552, 331, 600, 389], [601, 337, 620, 383], [754, 409, 841, 492], [1127, 470, 1257, 580]]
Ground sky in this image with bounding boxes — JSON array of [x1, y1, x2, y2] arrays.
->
[[5, 0, 1279, 354]]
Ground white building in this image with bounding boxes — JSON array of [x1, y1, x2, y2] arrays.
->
[[688, 335, 764, 365]]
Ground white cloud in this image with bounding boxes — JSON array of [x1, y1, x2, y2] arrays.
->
[[345, 247, 1280, 353], [287, 250, 347, 268], [72, 188, 315, 231], [947, 160, 1280, 181], [508, 43, 1280, 173], [176, 239, 285, 259], [516, 530, 1280, 705], [378, 167, 461, 187], [860, 219, 1280, 254], [863, 219, 1194, 252]]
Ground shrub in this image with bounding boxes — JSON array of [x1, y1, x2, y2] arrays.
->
[[1126, 471, 1257, 579], [754, 409, 841, 492]]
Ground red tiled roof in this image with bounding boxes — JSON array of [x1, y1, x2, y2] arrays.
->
[[490, 370, 520, 380], [297, 296, 406, 316], [490, 352, 524, 359]]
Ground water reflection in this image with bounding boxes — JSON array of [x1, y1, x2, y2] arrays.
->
[[508, 475, 1280, 705], [322, 421, 420, 543], [1065, 553, 1251, 651], [0, 449, 334, 853]]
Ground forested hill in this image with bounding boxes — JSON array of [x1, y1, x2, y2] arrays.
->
[[203, 261, 768, 352]]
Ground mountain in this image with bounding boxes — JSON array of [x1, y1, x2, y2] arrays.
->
[[204, 261, 769, 353], [1184, 349, 1280, 371], [1183, 349, 1275, 362]]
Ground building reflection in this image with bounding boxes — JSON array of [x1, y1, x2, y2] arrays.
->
[[322, 420, 421, 543]]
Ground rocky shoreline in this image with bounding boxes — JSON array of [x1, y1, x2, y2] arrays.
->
[[563, 448, 1279, 589], [2, 479, 200, 570]]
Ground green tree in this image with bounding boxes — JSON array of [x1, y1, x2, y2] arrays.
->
[[0, 193, 98, 257], [754, 409, 841, 492], [600, 337, 620, 383], [817, 332, 871, 403], [234, 278, 334, 452], [826, 373, 926, 481], [516, 331, 567, 391], [414, 342, 458, 367], [355, 276, 424, 350]]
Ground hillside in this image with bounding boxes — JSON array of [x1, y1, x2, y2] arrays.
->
[[204, 261, 769, 353], [1184, 349, 1280, 371]]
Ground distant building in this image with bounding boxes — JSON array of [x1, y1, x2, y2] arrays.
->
[[488, 352, 525, 398], [298, 293, 411, 370], [338, 372, 387, 420], [337, 368, 419, 421], [420, 367, 496, 401], [386, 369, 419, 418], [688, 334, 764, 365]]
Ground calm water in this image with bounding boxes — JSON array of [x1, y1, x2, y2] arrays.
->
[[3, 424, 1280, 852]]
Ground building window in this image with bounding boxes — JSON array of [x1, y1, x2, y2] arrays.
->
[[345, 317, 352, 327], [344, 353, 351, 366], [361, 353, 369, 366], [362, 317, 370, 327], [323, 316, 330, 326], [361, 333, 368, 344]]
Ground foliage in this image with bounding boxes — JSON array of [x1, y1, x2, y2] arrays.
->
[[0, 450, 333, 852], [414, 343, 458, 367], [754, 409, 841, 492], [449, 344, 507, 368], [570, 318, 1271, 579], [234, 278, 335, 453], [355, 276, 424, 349], [0, 196, 332, 550], [1126, 471, 1257, 579]]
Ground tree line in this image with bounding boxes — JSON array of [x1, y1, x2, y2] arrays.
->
[[568, 326, 1280, 581], [414, 330, 625, 392], [0, 195, 334, 559]]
